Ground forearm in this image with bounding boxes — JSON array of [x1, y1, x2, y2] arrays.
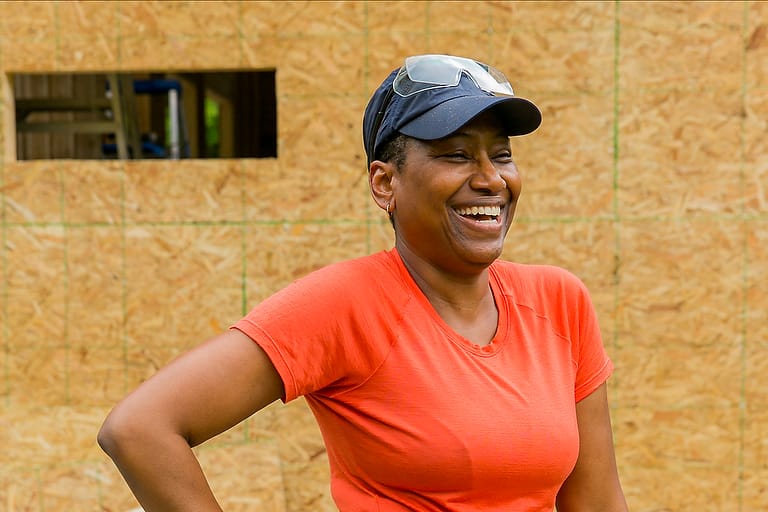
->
[[99, 426, 223, 512], [97, 330, 285, 510], [556, 383, 628, 512]]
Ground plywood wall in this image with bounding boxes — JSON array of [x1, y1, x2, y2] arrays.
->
[[0, 1, 766, 511]]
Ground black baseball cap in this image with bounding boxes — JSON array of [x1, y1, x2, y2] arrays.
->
[[363, 55, 542, 167]]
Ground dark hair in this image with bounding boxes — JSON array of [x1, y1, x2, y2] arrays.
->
[[375, 133, 409, 169], [373, 133, 409, 229]]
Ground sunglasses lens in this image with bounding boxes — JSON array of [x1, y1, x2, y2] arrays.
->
[[368, 55, 527, 166], [393, 55, 514, 97]]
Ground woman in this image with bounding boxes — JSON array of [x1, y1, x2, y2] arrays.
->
[[99, 54, 628, 511]]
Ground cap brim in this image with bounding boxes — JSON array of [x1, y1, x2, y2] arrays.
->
[[398, 95, 542, 141]]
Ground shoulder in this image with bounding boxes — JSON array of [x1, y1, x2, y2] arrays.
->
[[265, 249, 405, 314], [236, 251, 406, 400], [295, 250, 401, 293], [492, 260, 602, 349], [491, 259, 588, 299], [239, 250, 405, 352], [491, 260, 595, 328]]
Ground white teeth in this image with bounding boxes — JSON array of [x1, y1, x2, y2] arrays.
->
[[456, 206, 501, 217]]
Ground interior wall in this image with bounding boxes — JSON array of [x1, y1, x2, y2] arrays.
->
[[0, 1, 766, 511]]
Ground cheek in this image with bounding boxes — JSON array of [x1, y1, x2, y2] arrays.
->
[[504, 172, 522, 197]]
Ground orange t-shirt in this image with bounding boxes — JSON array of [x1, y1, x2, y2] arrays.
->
[[233, 249, 613, 511]]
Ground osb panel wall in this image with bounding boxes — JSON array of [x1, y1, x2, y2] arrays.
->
[[0, 1, 766, 511]]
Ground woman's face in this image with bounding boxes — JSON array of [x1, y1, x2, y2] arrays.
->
[[390, 110, 522, 275]]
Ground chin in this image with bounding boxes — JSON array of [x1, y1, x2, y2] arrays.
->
[[461, 245, 504, 267]]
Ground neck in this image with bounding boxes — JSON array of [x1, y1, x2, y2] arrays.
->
[[396, 243, 493, 314]]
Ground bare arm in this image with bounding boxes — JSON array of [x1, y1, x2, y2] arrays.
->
[[556, 382, 628, 512], [97, 329, 284, 511]]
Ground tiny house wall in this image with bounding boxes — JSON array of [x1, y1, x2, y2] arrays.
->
[[0, 2, 766, 510]]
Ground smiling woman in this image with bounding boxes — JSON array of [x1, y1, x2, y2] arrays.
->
[[98, 54, 629, 512]]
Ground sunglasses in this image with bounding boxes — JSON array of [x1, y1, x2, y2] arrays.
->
[[367, 54, 516, 164]]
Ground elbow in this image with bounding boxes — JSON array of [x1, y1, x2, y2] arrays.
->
[[98, 403, 190, 461], [97, 405, 147, 459], [97, 410, 125, 458]]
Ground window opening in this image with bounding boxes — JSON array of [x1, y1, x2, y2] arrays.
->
[[12, 70, 276, 160]]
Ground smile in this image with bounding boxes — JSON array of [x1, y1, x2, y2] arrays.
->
[[454, 205, 502, 223]]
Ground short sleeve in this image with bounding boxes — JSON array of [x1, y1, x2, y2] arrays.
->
[[564, 272, 613, 402], [231, 256, 396, 402]]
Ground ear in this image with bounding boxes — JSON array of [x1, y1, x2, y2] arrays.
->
[[369, 160, 396, 213]]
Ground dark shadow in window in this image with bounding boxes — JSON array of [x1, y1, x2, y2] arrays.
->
[[13, 70, 277, 160]]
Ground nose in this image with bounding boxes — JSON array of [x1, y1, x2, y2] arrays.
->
[[469, 153, 507, 192]]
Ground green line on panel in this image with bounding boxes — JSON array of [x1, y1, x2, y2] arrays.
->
[[3, 218, 384, 229], [238, 160, 251, 447], [0, 0, 12, 409], [487, 4, 495, 65], [59, 162, 72, 405], [119, 164, 130, 397], [237, 1, 245, 67], [737, 3, 750, 510], [610, 0, 623, 436], [0, 151, 6, 405], [35, 465, 44, 512], [0, 35, 7, 407], [238, 161, 250, 444], [4, 211, 768, 231], [612, 2, 621, 223], [363, 0, 372, 255], [612, 0, 622, 357], [53, 1, 61, 67], [115, 2, 123, 66], [113, 0, 131, 400], [237, 0, 249, 336], [239, 165, 249, 318]]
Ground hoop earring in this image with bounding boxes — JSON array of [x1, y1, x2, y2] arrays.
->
[[386, 202, 391, 216]]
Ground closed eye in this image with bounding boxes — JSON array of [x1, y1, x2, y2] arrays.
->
[[441, 152, 471, 161]]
